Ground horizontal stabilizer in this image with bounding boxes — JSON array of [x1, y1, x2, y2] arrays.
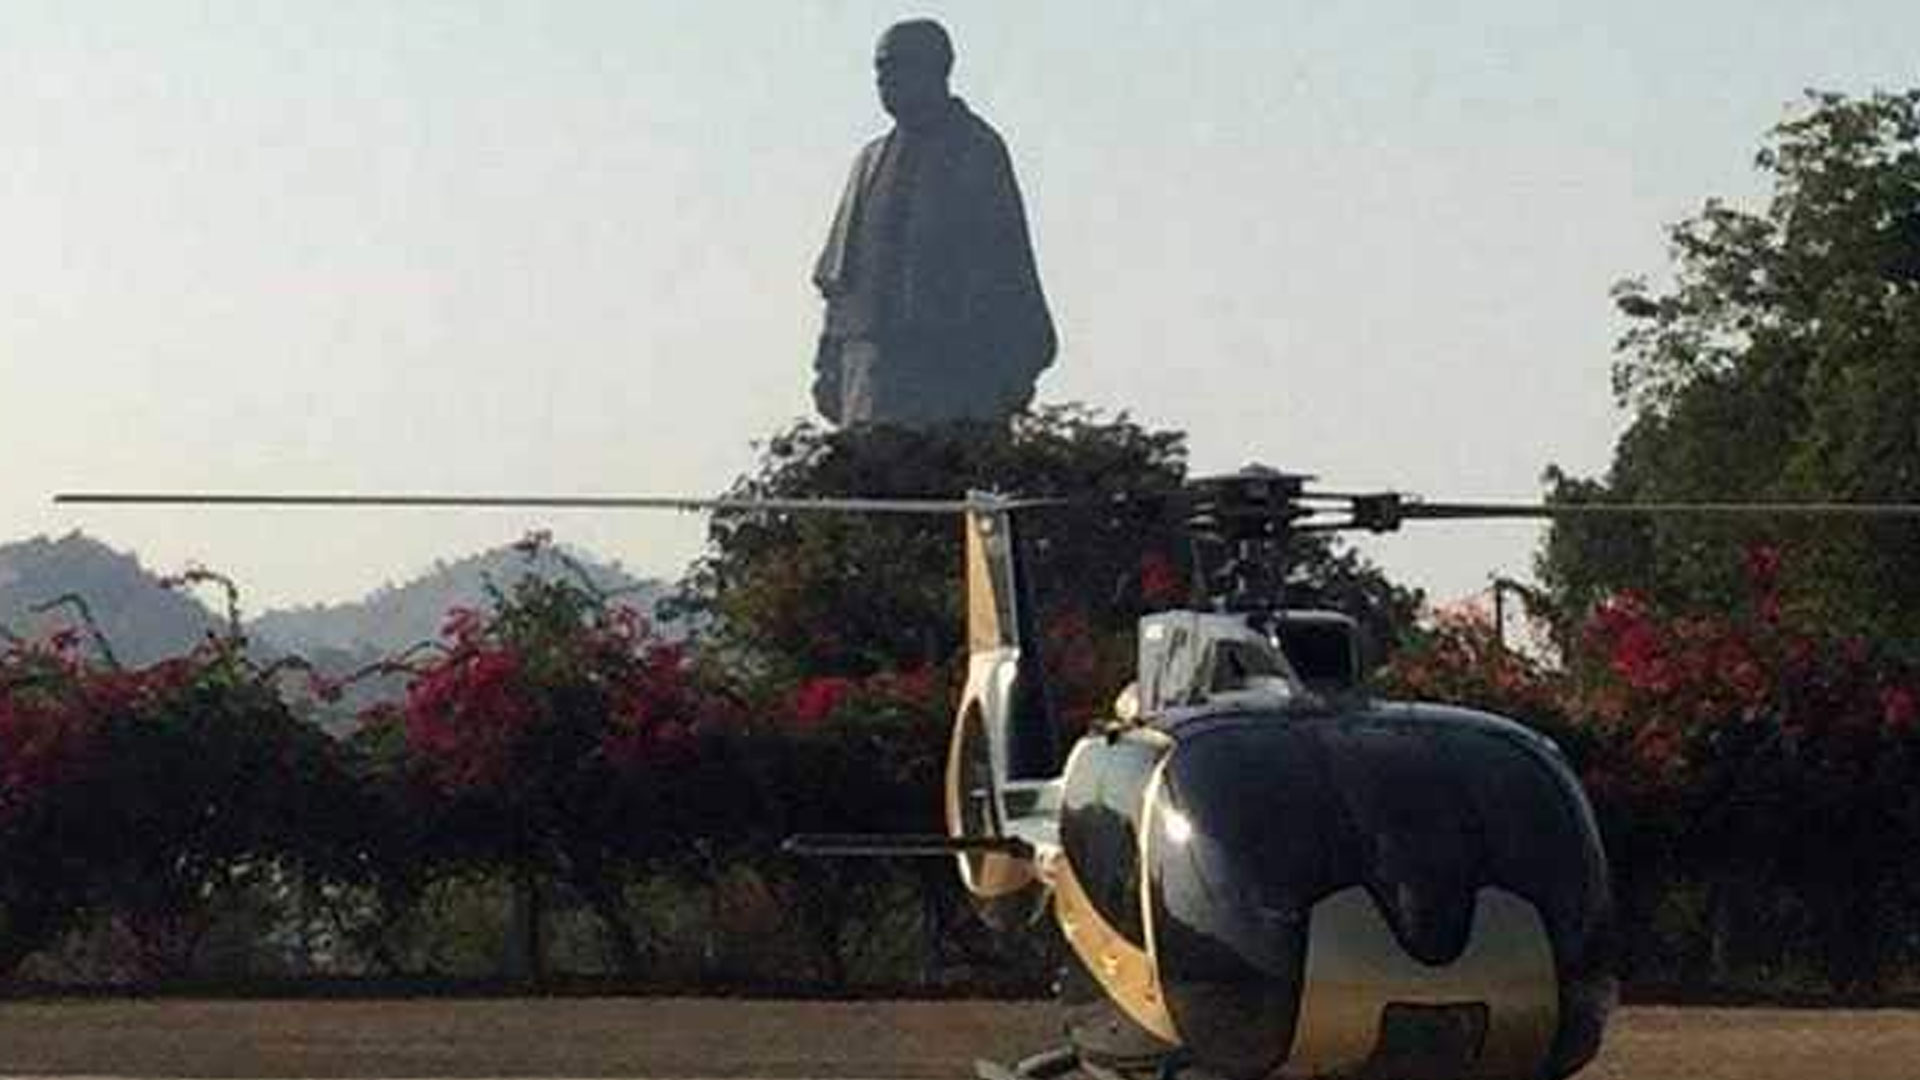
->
[[783, 833, 1034, 859]]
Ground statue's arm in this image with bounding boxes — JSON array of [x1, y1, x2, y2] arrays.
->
[[813, 146, 874, 299], [974, 136, 1057, 373]]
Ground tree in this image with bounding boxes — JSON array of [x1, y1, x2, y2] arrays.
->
[[684, 407, 1421, 685], [1542, 89, 1920, 642]]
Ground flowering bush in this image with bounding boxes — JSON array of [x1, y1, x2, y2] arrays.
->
[[389, 586, 709, 800], [772, 665, 948, 822], [0, 634, 102, 822], [11, 533, 1920, 994], [1379, 602, 1568, 725], [1382, 547, 1920, 992], [1575, 578, 1920, 992], [350, 538, 728, 975], [0, 583, 369, 980], [726, 665, 950, 985]]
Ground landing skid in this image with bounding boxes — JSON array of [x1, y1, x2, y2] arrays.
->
[[974, 1045, 1081, 1080], [975, 1046, 1192, 1080]]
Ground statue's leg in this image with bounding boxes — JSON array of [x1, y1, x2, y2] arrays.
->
[[837, 339, 882, 426]]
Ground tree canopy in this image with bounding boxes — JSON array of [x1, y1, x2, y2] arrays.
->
[[682, 408, 1422, 692], [1542, 89, 1920, 640]]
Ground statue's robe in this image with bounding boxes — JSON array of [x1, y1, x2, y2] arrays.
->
[[812, 98, 1056, 426]]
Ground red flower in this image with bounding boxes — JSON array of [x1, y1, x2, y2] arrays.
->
[[1743, 543, 1782, 589], [789, 676, 855, 729], [0, 689, 98, 814], [601, 642, 704, 770], [1139, 550, 1184, 607], [1880, 685, 1917, 733], [403, 647, 537, 792], [1609, 619, 1669, 692]]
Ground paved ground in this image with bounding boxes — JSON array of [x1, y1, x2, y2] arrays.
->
[[0, 999, 1917, 1078]]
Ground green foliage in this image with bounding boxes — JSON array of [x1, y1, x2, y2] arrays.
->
[[1544, 89, 1920, 640], [685, 407, 1421, 681], [683, 408, 1188, 678]]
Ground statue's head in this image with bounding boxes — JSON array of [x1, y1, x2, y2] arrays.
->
[[874, 19, 954, 124]]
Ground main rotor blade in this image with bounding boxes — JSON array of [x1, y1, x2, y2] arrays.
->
[[53, 492, 1063, 515], [1399, 499, 1920, 522]]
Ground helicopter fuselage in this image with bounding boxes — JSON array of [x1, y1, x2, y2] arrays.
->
[[941, 502, 1613, 1080], [1047, 699, 1612, 1080]]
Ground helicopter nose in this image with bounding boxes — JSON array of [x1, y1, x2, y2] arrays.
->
[[1140, 711, 1611, 1080], [1144, 787, 1310, 1077]]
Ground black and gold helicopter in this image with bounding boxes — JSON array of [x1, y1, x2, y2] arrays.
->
[[55, 471, 1920, 1080], [797, 468, 1615, 1080]]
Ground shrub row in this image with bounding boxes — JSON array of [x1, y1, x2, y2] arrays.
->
[[0, 559, 1034, 988], [10, 544, 1920, 996], [1381, 553, 1920, 995]]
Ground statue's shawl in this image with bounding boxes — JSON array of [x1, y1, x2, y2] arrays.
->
[[814, 99, 1056, 382]]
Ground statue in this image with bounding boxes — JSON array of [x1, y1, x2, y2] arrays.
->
[[811, 19, 1056, 428]]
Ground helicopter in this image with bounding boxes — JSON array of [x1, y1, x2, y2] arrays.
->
[[794, 467, 1615, 1080], [53, 470, 1920, 1080]]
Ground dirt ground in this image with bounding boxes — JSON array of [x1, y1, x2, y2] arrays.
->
[[0, 998, 1915, 1079]]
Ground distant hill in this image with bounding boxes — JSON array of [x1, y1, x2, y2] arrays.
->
[[0, 534, 673, 734], [241, 542, 671, 730], [0, 533, 219, 666], [244, 543, 669, 658], [1, 532, 671, 671]]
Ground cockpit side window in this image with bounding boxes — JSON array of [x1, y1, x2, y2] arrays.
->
[[1208, 639, 1287, 692]]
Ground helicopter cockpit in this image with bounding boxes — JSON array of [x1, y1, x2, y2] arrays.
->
[[1123, 609, 1361, 721]]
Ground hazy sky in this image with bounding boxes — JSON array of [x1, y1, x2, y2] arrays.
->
[[5, 2, 1917, 611]]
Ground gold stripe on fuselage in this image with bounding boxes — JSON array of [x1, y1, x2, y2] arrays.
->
[[1054, 846, 1180, 1045]]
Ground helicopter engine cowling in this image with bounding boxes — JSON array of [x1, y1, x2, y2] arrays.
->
[[1057, 704, 1612, 1080]]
